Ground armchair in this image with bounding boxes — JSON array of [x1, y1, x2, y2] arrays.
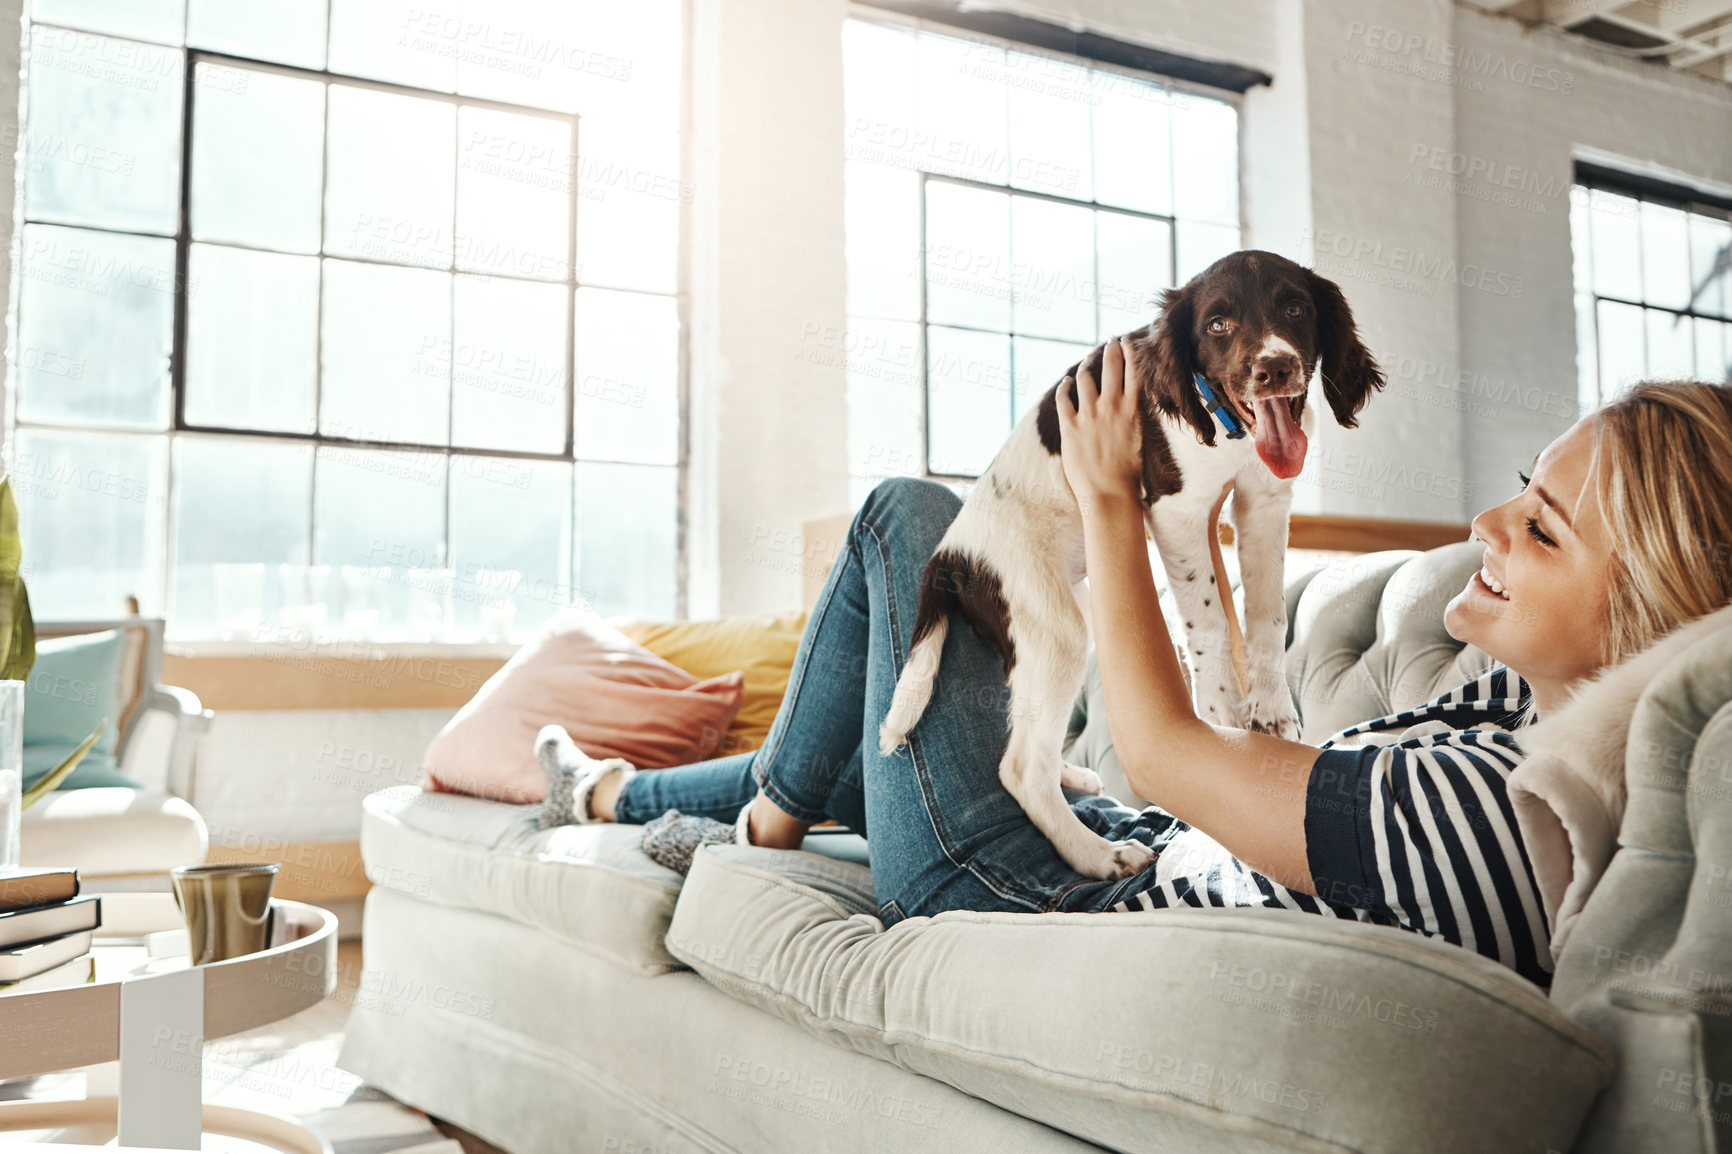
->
[[20, 617, 212, 889]]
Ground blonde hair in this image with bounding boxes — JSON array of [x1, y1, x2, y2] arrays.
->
[[1586, 379, 1732, 667]]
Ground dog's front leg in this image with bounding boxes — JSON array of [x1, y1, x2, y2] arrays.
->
[[1148, 502, 1244, 729], [1228, 477, 1303, 740]]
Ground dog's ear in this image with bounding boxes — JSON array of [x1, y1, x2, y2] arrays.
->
[[1305, 269, 1385, 429], [1140, 284, 1216, 447]]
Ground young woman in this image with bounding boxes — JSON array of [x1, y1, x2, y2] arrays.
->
[[543, 360, 1732, 988]]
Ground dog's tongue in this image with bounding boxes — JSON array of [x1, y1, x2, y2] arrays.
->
[[1251, 398, 1308, 479]]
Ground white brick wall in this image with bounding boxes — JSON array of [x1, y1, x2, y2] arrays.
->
[[687, 0, 851, 618], [1452, 11, 1732, 499]]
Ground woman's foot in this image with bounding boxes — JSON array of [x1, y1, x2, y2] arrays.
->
[[536, 725, 637, 829], [639, 790, 810, 874], [641, 810, 738, 875]]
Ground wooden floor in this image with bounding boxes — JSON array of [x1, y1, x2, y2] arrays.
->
[[2, 940, 509, 1154]]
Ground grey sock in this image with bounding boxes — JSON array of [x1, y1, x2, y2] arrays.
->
[[641, 811, 739, 875], [536, 724, 635, 829]]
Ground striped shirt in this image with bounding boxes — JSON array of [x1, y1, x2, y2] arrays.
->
[[1105, 666, 1552, 987]]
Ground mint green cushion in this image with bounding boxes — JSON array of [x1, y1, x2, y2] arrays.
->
[[21, 629, 133, 792], [21, 745, 137, 791], [24, 630, 124, 756]]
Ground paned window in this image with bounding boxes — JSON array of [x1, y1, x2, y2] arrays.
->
[[11, 0, 685, 637], [840, 16, 1241, 505]]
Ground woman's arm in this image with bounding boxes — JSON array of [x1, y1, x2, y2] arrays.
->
[[1056, 339, 1324, 894]]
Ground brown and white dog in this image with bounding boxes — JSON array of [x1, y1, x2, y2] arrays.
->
[[876, 250, 1386, 880]]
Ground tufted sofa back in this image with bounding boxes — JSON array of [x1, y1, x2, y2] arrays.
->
[[1549, 622, 1732, 1152], [1282, 539, 1497, 742]]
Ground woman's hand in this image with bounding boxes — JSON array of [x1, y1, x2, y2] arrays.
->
[[1055, 337, 1143, 515]]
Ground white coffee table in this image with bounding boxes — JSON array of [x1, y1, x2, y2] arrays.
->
[[0, 893, 338, 1152]]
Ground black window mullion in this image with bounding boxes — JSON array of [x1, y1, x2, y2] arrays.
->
[[1166, 81, 1180, 289], [1578, 174, 1732, 403], [188, 48, 578, 125], [313, 75, 331, 443], [171, 422, 578, 463], [441, 277, 455, 568], [308, 435, 321, 571], [918, 171, 931, 477], [926, 170, 1175, 224], [163, 44, 197, 615], [443, 97, 459, 570], [170, 50, 195, 438], [1579, 186, 1600, 407], [566, 115, 580, 461]]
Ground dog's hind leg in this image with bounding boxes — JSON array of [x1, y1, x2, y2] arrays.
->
[[878, 547, 965, 755], [1058, 760, 1103, 795], [998, 586, 1154, 880]]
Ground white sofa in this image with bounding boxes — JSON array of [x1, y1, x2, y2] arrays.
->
[[339, 543, 1732, 1152]]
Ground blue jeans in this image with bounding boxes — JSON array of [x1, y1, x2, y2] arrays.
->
[[612, 477, 1180, 924]]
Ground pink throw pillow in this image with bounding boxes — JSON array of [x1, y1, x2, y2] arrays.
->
[[422, 608, 745, 804]]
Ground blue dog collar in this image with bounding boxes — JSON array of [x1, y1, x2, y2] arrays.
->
[[1193, 373, 1248, 440]]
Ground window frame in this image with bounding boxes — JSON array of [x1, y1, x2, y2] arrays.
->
[[843, 6, 1244, 488], [169, 49, 586, 463], [8, 9, 694, 634], [915, 171, 1180, 482], [1572, 161, 1732, 410]]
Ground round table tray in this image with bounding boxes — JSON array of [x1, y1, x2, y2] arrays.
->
[[0, 897, 339, 1080]]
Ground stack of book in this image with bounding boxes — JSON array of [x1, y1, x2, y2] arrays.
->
[[0, 867, 102, 993]]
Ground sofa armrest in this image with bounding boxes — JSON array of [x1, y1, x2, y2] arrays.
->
[[117, 684, 213, 799], [1553, 619, 1732, 1153]]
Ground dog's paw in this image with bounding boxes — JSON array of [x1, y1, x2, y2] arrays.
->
[[1253, 713, 1302, 741], [1247, 693, 1302, 738], [1066, 837, 1155, 880], [1108, 838, 1158, 879], [1059, 761, 1103, 795]]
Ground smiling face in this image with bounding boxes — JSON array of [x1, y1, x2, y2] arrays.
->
[[1444, 418, 1616, 706]]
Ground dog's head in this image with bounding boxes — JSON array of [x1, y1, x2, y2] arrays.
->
[[1129, 250, 1386, 479]]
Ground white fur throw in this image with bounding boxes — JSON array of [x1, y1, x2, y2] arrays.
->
[[1509, 601, 1732, 960]]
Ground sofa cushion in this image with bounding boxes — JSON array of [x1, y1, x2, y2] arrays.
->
[[614, 611, 807, 756], [23, 747, 140, 792], [23, 630, 129, 795], [361, 785, 689, 973], [20, 786, 206, 875], [668, 845, 1614, 1154], [344, 885, 1126, 1154], [421, 606, 746, 804], [1285, 543, 1497, 744]]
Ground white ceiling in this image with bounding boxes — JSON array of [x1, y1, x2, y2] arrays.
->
[[1468, 0, 1732, 82]]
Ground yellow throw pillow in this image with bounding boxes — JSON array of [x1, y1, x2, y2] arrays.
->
[[613, 611, 808, 756]]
